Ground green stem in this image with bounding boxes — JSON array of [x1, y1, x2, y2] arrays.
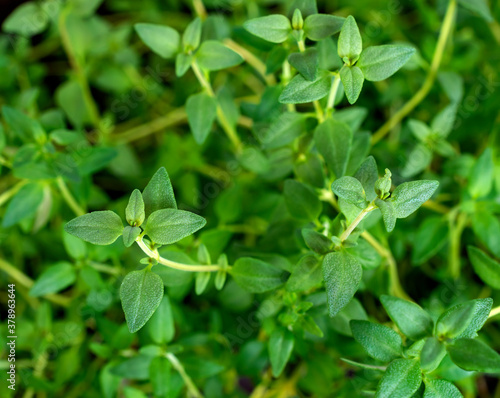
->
[[166, 353, 203, 398], [56, 177, 85, 216], [282, 59, 295, 113], [448, 210, 468, 279], [136, 237, 224, 272], [325, 73, 341, 114], [0, 180, 27, 207], [190, 61, 243, 152], [371, 0, 457, 145], [339, 203, 376, 242], [297, 39, 324, 121], [489, 306, 500, 319], [58, 7, 100, 129]]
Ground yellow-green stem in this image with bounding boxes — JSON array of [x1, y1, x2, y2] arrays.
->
[[339, 204, 376, 242], [166, 353, 203, 398], [371, 0, 457, 145], [0, 180, 27, 207], [448, 210, 468, 279], [136, 237, 224, 272], [56, 176, 85, 216]]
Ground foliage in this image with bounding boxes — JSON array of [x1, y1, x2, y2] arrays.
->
[[0, 0, 499, 397]]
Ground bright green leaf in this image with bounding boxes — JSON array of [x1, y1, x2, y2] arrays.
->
[[357, 45, 415, 81], [338, 16, 362, 65], [423, 379, 463, 398], [64, 211, 123, 245], [447, 338, 500, 373], [123, 226, 141, 247], [331, 176, 366, 208], [243, 15, 291, 43], [340, 65, 364, 104], [375, 359, 422, 398], [375, 198, 397, 232], [135, 23, 180, 58], [314, 118, 352, 178], [30, 262, 76, 297], [468, 246, 500, 289], [279, 73, 331, 104], [186, 92, 217, 144], [230, 257, 286, 293], [421, 337, 446, 373], [268, 328, 294, 377], [142, 167, 177, 218], [390, 180, 439, 218], [196, 41, 244, 71], [288, 48, 318, 81], [145, 209, 206, 245], [350, 320, 403, 362], [126, 189, 145, 227], [303, 14, 345, 41], [2, 182, 45, 228]]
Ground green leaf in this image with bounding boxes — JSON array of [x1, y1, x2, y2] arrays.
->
[[230, 257, 286, 293], [447, 338, 500, 373], [468, 246, 500, 289], [243, 15, 291, 43], [314, 118, 352, 178], [120, 269, 164, 333], [2, 2, 49, 37], [301, 229, 333, 255], [436, 298, 493, 339], [195, 271, 211, 295], [350, 320, 403, 362], [471, 209, 500, 258], [357, 45, 415, 81], [288, 48, 318, 81], [64, 211, 123, 245], [2, 106, 45, 142], [182, 17, 202, 50], [123, 226, 141, 248], [331, 176, 367, 208], [142, 167, 177, 218], [381, 295, 433, 340], [423, 379, 463, 398], [149, 356, 172, 397], [322, 251, 362, 317], [268, 328, 295, 377], [30, 262, 76, 297], [126, 189, 145, 227], [284, 179, 322, 220], [279, 73, 331, 104], [2, 182, 45, 228], [196, 41, 244, 71], [147, 295, 175, 344], [408, 119, 432, 142], [420, 337, 446, 373], [286, 254, 323, 292], [134, 23, 180, 59], [431, 104, 457, 138], [186, 92, 217, 144], [331, 299, 368, 336], [375, 359, 422, 398], [259, 112, 307, 148], [354, 156, 378, 201], [457, 0, 493, 22], [390, 180, 439, 218], [303, 14, 345, 41], [412, 216, 448, 265], [145, 209, 206, 245], [375, 198, 397, 233], [337, 16, 362, 65], [340, 65, 364, 104], [467, 148, 493, 199], [175, 53, 193, 77]]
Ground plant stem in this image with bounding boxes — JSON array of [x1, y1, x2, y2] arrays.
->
[[448, 210, 468, 279], [489, 306, 500, 319], [361, 231, 412, 301], [282, 60, 295, 112], [339, 204, 376, 242], [190, 61, 243, 152], [136, 237, 224, 272], [56, 177, 86, 216], [371, 0, 457, 145], [224, 39, 276, 85], [0, 258, 70, 307], [0, 180, 27, 207], [297, 39, 324, 121], [58, 7, 100, 129], [166, 353, 203, 398], [325, 73, 341, 114]]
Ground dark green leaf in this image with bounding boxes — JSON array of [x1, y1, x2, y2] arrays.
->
[[303, 14, 345, 41], [301, 229, 333, 255], [286, 254, 323, 292], [279, 73, 331, 104], [182, 17, 202, 50], [288, 48, 318, 81], [331, 176, 367, 208], [420, 337, 446, 373], [357, 45, 415, 81], [468, 246, 500, 289], [268, 328, 294, 377], [467, 148, 493, 199], [471, 209, 500, 258], [186, 92, 217, 144], [412, 216, 448, 265], [145, 209, 206, 245], [457, 0, 493, 22], [147, 295, 175, 344], [231, 257, 286, 293], [375, 359, 422, 398], [120, 269, 164, 333], [65, 211, 123, 245], [436, 298, 492, 339], [322, 251, 362, 317], [354, 156, 378, 201], [314, 118, 352, 178], [423, 379, 463, 398], [2, 182, 45, 228], [381, 295, 433, 340], [447, 338, 500, 373], [30, 262, 76, 297], [350, 320, 403, 362], [149, 357, 172, 397], [2, 106, 45, 142], [284, 179, 322, 220], [375, 198, 397, 233], [123, 226, 141, 248]]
